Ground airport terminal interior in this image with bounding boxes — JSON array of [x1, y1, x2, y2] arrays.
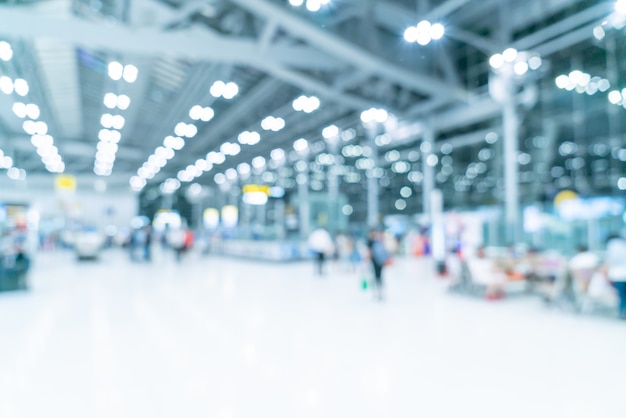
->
[[0, 0, 626, 416]]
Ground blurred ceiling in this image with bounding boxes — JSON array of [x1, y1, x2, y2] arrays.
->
[[0, 0, 624, 214]]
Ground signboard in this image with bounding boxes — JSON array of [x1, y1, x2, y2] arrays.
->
[[54, 174, 77, 191], [242, 184, 270, 195]]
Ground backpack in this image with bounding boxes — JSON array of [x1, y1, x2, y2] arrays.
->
[[371, 241, 389, 265]]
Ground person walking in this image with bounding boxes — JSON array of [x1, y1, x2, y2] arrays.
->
[[308, 227, 334, 276], [604, 234, 626, 319], [367, 229, 390, 300]]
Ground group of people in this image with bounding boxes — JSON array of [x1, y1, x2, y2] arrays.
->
[[128, 225, 195, 263], [308, 227, 391, 300], [454, 233, 626, 319]]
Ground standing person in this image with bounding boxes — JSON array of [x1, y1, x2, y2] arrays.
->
[[368, 229, 390, 300], [604, 234, 626, 319], [308, 227, 334, 276], [167, 226, 186, 263], [143, 225, 152, 262]]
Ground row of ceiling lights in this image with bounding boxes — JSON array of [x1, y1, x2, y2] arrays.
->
[[288, 0, 330, 12], [95, 65, 136, 176], [131, 80, 241, 191], [130, 103, 217, 191], [555, 71, 611, 95], [555, 69, 626, 109], [0, 148, 26, 181], [1, 43, 65, 174]]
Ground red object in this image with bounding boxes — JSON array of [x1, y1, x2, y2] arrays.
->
[[184, 230, 194, 249]]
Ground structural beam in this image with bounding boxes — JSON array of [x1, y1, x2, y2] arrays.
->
[[231, 0, 470, 103], [0, 7, 344, 72]]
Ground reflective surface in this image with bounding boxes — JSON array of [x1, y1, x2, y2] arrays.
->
[[0, 250, 624, 417]]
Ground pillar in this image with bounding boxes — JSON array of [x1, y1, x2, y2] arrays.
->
[[366, 125, 379, 228], [502, 76, 520, 244], [422, 124, 435, 222]]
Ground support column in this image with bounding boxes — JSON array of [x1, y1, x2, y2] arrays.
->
[[298, 162, 310, 239], [327, 139, 340, 233], [422, 124, 435, 222], [503, 77, 520, 244], [366, 125, 379, 228]]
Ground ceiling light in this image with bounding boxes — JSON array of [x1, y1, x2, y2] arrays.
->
[[129, 176, 146, 190], [185, 124, 198, 138], [261, 116, 285, 132], [200, 107, 214, 122], [225, 168, 237, 180], [360, 107, 388, 124], [101, 113, 114, 128], [222, 82, 239, 99], [108, 61, 123, 81], [25, 103, 40, 120], [0, 76, 13, 95], [171, 137, 185, 151], [609, 90, 622, 104], [174, 122, 187, 137], [12, 102, 26, 118], [189, 105, 203, 120], [117, 94, 131, 110], [322, 124, 339, 139], [252, 156, 266, 169], [112, 115, 125, 130], [0, 41, 13, 61], [103, 93, 117, 109], [0, 155, 13, 169], [207, 151, 226, 164], [237, 163, 251, 175], [513, 61, 529, 76], [195, 159, 208, 171], [238, 131, 261, 145], [210, 81, 225, 97], [306, 0, 320, 12], [430, 23, 445, 40], [404, 26, 418, 43], [13, 79, 29, 96], [154, 147, 167, 159], [292, 95, 320, 113], [502, 48, 518, 63], [489, 54, 504, 69], [616, 0, 626, 15], [23, 120, 37, 135], [289, 0, 304, 6], [555, 75, 569, 89], [271, 148, 285, 161], [294, 138, 308, 152], [528, 56, 542, 70], [214, 173, 226, 185], [122, 64, 138, 83]]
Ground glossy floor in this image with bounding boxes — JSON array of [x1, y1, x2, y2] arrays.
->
[[0, 249, 624, 418]]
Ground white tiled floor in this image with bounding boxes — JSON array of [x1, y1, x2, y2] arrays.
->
[[0, 248, 624, 418]]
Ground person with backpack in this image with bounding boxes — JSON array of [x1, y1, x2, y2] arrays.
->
[[367, 229, 390, 301]]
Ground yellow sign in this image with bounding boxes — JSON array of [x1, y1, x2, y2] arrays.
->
[[242, 184, 270, 195], [554, 190, 578, 208], [54, 174, 76, 191]]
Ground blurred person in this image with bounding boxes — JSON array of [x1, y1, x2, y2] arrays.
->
[[143, 225, 153, 261], [308, 227, 334, 276], [465, 246, 507, 300], [367, 229, 390, 300], [167, 226, 187, 262], [335, 232, 352, 272], [569, 246, 600, 294], [129, 227, 145, 261], [604, 234, 626, 319]]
